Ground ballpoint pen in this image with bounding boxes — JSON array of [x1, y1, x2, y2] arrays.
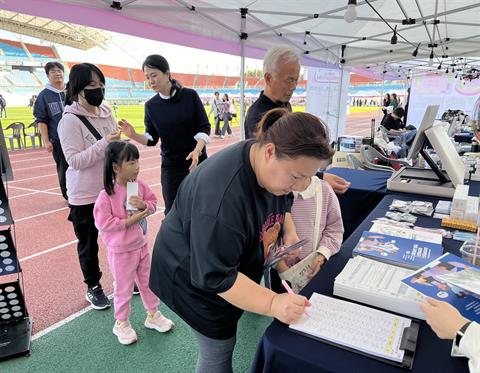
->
[[281, 279, 310, 317]]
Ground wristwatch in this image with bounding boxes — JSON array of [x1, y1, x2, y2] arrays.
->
[[454, 321, 472, 347]]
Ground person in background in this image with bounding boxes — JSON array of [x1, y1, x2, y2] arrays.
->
[[150, 109, 334, 373], [119, 54, 211, 215], [112, 101, 119, 117], [382, 93, 391, 116], [245, 45, 349, 194], [58, 63, 121, 310], [391, 92, 399, 109], [94, 141, 173, 345], [208, 91, 222, 137], [0, 94, 7, 118], [220, 93, 233, 138], [34, 62, 69, 200], [421, 298, 479, 372]]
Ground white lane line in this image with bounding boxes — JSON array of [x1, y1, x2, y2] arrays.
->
[[20, 208, 165, 262], [14, 207, 69, 222], [20, 240, 78, 263], [7, 185, 63, 196], [32, 294, 114, 341]]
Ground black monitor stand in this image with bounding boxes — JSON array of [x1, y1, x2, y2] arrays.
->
[[417, 137, 449, 183]]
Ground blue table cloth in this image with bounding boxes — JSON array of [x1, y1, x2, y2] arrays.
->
[[325, 168, 391, 240], [251, 192, 475, 373], [454, 132, 474, 144]]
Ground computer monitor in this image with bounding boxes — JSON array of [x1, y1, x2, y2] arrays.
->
[[425, 125, 465, 187], [408, 105, 439, 161]]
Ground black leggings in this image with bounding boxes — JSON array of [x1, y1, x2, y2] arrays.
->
[[68, 203, 102, 288], [161, 165, 190, 215]]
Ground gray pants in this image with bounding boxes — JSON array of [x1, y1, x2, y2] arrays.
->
[[192, 328, 236, 373]]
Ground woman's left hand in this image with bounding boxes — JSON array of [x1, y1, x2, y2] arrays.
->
[[308, 253, 326, 279], [186, 150, 200, 172]]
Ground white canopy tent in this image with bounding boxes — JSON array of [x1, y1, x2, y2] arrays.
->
[[2, 0, 480, 137]]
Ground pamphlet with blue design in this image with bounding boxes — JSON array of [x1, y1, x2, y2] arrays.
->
[[401, 253, 480, 323], [352, 231, 444, 270]]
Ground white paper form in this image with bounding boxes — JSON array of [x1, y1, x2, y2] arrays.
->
[[290, 293, 412, 362], [337, 256, 424, 300], [126, 182, 138, 211]]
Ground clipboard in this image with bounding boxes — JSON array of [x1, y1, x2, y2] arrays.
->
[[289, 294, 420, 370], [291, 321, 419, 370]]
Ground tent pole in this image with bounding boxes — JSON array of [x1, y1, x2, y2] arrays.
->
[[239, 8, 247, 141], [335, 65, 345, 141]]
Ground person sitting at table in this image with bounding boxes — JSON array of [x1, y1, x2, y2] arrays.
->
[[421, 298, 479, 372], [276, 172, 344, 293], [381, 107, 417, 155]]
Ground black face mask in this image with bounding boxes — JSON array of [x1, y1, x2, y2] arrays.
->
[[83, 87, 105, 107]]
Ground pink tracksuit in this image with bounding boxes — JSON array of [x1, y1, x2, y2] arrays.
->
[[93, 179, 159, 320]]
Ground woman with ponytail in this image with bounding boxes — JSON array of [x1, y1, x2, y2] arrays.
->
[[58, 63, 121, 310], [119, 54, 211, 215], [149, 108, 335, 372]]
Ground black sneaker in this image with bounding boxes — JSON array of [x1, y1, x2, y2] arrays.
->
[[86, 285, 111, 310], [133, 284, 140, 295]]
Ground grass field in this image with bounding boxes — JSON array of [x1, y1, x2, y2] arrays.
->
[[0, 104, 307, 150]]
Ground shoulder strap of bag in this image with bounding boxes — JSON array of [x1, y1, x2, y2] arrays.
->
[[72, 113, 102, 141]]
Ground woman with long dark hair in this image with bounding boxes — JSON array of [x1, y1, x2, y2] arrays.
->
[[58, 63, 120, 310], [119, 54, 211, 215]]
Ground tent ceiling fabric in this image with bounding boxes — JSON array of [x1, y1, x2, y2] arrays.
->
[[1, 0, 480, 77]]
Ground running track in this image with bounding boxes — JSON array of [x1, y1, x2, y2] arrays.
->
[[6, 111, 376, 336]]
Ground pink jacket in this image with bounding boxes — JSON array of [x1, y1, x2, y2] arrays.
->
[[58, 102, 117, 205], [93, 180, 157, 253]]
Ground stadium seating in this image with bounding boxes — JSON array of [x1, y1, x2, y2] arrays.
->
[[105, 89, 131, 99], [25, 43, 56, 59], [0, 75, 11, 86], [105, 78, 133, 88], [172, 73, 195, 87], [0, 39, 28, 59], [225, 77, 239, 88], [6, 71, 36, 86], [34, 69, 49, 85], [205, 76, 225, 88]]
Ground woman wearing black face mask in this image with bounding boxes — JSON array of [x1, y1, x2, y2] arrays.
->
[[58, 63, 121, 310], [119, 54, 211, 215]]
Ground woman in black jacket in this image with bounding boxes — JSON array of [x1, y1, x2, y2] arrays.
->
[[119, 55, 211, 215]]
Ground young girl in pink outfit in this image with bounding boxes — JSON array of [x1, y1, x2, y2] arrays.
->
[[94, 141, 173, 345]]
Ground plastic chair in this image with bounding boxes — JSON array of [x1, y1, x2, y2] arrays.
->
[[24, 121, 42, 149], [360, 145, 410, 172], [4, 122, 25, 150]]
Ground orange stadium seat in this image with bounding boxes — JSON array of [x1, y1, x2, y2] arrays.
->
[[205, 75, 225, 88], [25, 43, 56, 58], [194, 75, 207, 88], [171, 73, 195, 87], [225, 76, 239, 88]]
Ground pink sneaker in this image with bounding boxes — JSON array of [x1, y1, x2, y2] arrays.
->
[[144, 311, 174, 333], [113, 321, 137, 345]]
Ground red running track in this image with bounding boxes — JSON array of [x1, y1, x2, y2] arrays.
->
[[6, 133, 239, 335]]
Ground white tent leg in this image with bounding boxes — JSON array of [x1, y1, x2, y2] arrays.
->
[[334, 66, 345, 141], [239, 8, 247, 141]]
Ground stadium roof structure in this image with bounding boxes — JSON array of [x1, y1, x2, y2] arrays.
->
[[1, 0, 480, 80], [0, 10, 110, 50]]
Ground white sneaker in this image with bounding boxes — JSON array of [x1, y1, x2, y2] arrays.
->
[[144, 311, 174, 333], [113, 320, 137, 345]]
